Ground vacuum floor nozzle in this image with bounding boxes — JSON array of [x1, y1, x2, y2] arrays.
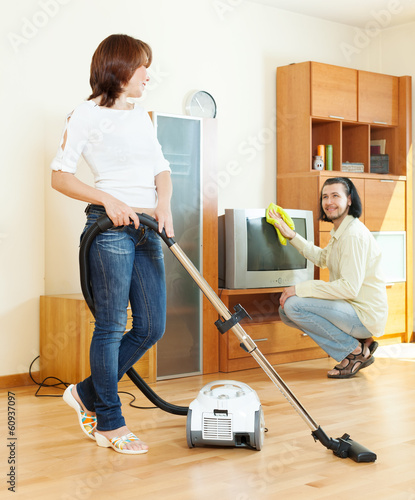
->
[[337, 434, 377, 463], [312, 427, 376, 462]]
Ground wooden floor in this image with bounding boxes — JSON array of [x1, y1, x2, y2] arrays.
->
[[1, 349, 415, 500]]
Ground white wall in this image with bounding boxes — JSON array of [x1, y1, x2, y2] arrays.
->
[[1, 0, 412, 377]]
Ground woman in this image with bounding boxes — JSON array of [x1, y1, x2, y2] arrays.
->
[[269, 177, 387, 379], [51, 34, 173, 454]]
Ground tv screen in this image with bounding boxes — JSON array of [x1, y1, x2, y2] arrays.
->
[[246, 217, 307, 271]]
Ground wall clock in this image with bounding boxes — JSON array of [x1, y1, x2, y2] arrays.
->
[[185, 90, 217, 118]]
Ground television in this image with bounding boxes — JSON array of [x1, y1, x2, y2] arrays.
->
[[218, 208, 314, 289]]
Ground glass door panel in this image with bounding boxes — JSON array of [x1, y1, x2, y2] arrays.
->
[[153, 114, 202, 378]]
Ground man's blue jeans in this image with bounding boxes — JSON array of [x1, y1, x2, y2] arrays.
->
[[278, 296, 372, 362], [77, 206, 166, 431]]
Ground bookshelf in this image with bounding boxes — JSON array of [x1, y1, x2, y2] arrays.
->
[[276, 61, 413, 343]]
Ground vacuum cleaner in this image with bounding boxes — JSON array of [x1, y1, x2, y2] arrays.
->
[[79, 212, 377, 462], [186, 380, 265, 450]]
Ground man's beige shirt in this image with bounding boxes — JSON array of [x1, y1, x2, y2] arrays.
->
[[290, 215, 388, 336]]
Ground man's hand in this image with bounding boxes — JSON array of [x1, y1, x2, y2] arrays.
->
[[279, 286, 296, 308], [268, 209, 296, 240]]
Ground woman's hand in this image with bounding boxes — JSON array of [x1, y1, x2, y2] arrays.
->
[[51, 171, 140, 228], [154, 205, 174, 237], [268, 209, 296, 240], [279, 286, 296, 308], [103, 199, 140, 229], [154, 171, 174, 237]]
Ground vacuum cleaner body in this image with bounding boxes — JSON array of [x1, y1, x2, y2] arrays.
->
[[186, 380, 265, 450]]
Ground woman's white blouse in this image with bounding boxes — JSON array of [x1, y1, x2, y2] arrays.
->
[[51, 101, 170, 208]]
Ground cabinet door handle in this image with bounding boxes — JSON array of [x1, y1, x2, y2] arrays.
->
[[253, 338, 268, 342], [301, 333, 308, 337], [329, 115, 344, 120], [380, 179, 394, 183], [373, 120, 388, 125]]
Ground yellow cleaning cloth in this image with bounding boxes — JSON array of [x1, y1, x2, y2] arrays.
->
[[265, 203, 295, 246]]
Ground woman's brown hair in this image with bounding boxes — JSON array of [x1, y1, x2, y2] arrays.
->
[[88, 34, 152, 108]]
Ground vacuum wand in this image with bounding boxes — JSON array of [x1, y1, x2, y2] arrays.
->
[[167, 235, 377, 463]]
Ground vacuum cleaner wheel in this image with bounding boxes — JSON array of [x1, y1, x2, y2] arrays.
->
[[254, 407, 266, 451], [186, 410, 195, 448]]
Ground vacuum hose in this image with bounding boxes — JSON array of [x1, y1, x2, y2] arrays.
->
[[79, 212, 188, 416]]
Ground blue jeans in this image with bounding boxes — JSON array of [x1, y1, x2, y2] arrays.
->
[[278, 296, 372, 362], [77, 205, 166, 431]]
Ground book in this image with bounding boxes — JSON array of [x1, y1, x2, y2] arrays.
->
[[370, 139, 386, 155]]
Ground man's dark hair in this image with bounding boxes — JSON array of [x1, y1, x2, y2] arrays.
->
[[319, 177, 362, 221]]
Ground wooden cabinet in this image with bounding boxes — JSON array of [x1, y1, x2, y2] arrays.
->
[[219, 288, 327, 372], [385, 283, 406, 334], [358, 71, 399, 126], [311, 62, 358, 121], [309, 63, 399, 125], [364, 179, 405, 231], [40, 294, 156, 385], [276, 61, 412, 343]]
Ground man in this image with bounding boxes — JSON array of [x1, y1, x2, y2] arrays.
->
[[269, 177, 387, 378]]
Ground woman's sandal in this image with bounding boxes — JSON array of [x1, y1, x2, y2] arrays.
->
[[63, 384, 97, 440], [95, 431, 148, 455], [327, 345, 374, 379]]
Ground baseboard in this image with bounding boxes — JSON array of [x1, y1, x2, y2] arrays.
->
[[0, 371, 39, 389]]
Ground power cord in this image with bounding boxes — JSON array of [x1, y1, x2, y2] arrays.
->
[[29, 356, 69, 397], [118, 391, 157, 410], [30, 355, 156, 409]]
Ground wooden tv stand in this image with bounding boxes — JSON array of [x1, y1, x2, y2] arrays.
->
[[218, 287, 327, 372]]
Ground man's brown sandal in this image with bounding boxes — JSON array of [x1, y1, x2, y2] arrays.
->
[[328, 345, 374, 379], [362, 339, 378, 357]]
